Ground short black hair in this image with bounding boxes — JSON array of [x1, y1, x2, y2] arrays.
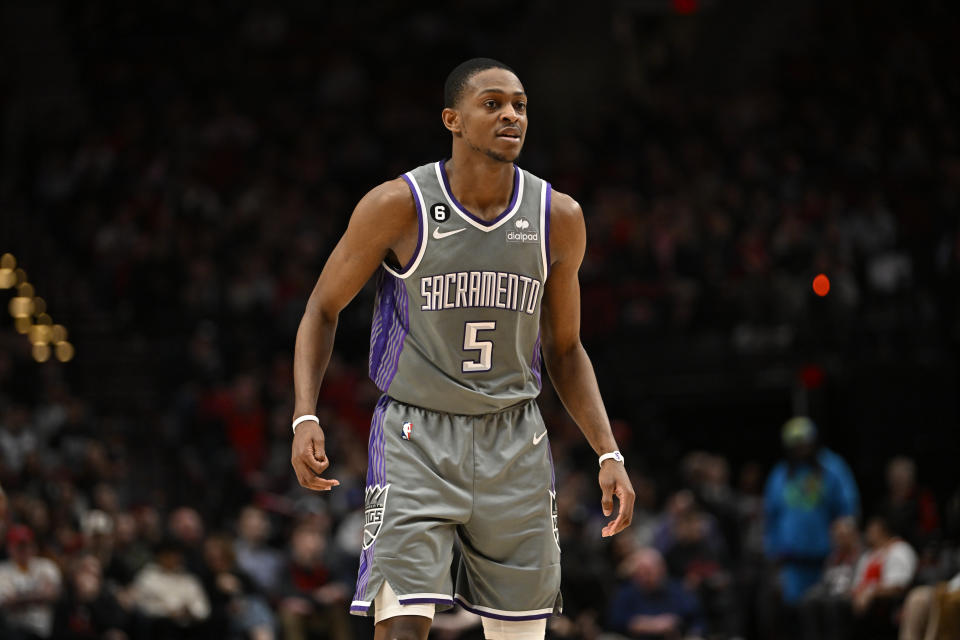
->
[[444, 58, 517, 108]]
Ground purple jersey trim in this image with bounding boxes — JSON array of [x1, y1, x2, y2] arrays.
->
[[531, 331, 542, 390], [454, 597, 554, 621], [350, 603, 371, 612], [545, 182, 552, 274], [439, 159, 519, 227], [391, 173, 423, 275]]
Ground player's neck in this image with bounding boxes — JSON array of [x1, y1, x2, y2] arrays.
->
[[445, 151, 515, 222]]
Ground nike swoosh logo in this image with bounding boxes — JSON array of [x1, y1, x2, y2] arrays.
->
[[533, 430, 547, 445], [433, 227, 466, 240]]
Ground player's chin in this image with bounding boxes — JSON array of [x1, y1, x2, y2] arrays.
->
[[486, 144, 522, 163]]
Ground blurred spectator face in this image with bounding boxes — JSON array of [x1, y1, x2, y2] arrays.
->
[[831, 517, 859, 552], [135, 506, 162, 541], [666, 490, 695, 518], [169, 506, 204, 546], [7, 524, 36, 566], [156, 547, 184, 572], [114, 511, 137, 545], [675, 510, 706, 544], [290, 526, 325, 567], [704, 455, 729, 488], [93, 483, 119, 513], [629, 548, 667, 591], [238, 506, 270, 545], [72, 555, 103, 602], [886, 457, 916, 498], [203, 535, 235, 572], [865, 518, 891, 548]]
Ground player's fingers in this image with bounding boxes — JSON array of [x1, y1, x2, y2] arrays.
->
[[618, 484, 636, 531], [294, 467, 340, 492], [600, 480, 614, 517], [297, 447, 329, 477]]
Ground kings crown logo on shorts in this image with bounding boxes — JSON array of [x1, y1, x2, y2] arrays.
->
[[507, 217, 538, 243], [362, 484, 390, 549]]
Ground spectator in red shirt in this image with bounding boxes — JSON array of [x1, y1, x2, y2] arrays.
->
[[276, 523, 351, 640]]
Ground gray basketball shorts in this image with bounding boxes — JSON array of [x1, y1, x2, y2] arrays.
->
[[350, 395, 562, 621]]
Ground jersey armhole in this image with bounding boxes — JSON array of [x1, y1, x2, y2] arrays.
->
[[384, 173, 429, 279], [540, 181, 552, 278]]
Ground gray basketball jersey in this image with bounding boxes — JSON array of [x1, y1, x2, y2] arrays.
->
[[368, 160, 551, 415]]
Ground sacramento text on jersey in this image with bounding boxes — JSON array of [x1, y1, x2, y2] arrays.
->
[[419, 270, 543, 314]]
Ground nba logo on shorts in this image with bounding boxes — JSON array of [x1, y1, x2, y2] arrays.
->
[[401, 421, 413, 440]]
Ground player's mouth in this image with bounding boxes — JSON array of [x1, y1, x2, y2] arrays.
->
[[496, 128, 522, 142]]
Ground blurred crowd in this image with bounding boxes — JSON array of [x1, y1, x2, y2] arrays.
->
[[2, 1, 960, 639]]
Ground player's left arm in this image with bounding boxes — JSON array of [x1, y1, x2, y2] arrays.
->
[[540, 189, 635, 538]]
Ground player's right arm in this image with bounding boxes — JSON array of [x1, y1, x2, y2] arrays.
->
[[291, 178, 418, 492]]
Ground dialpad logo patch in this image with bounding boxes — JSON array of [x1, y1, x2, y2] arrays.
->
[[362, 484, 390, 549], [507, 217, 538, 243]]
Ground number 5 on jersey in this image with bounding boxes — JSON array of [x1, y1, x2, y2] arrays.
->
[[462, 321, 496, 373]]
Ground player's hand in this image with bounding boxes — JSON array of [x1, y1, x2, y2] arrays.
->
[[599, 461, 634, 537], [291, 421, 340, 492]]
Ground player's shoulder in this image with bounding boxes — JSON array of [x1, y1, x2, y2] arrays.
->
[[547, 187, 585, 262], [349, 177, 418, 229], [359, 177, 416, 212], [549, 187, 584, 228]]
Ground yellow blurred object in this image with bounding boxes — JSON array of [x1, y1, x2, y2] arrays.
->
[[33, 343, 51, 362], [0, 268, 14, 288], [51, 324, 68, 342], [55, 341, 74, 362], [36, 312, 52, 325], [28, 324, 52, 345], [9, 296, 34, 318], [0, 254, 15, 269], [14, 268, 27, 284], [15, 317, 31, 333], [32, 297, 46, 315], [18, 282, 35, 298]]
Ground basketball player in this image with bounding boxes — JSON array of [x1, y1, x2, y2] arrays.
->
[[291, 58, 635, 640]]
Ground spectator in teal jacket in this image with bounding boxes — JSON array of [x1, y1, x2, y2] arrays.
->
[[764, 417, 858, 605]]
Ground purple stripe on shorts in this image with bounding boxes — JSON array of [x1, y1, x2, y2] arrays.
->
[[454, 597, 554, 621], [355, 396, 390, 603], [350, 603, 371, 612], [439, 159, 519, 227]]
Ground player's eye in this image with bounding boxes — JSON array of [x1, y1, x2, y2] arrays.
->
[[484, 100, 498, 109], [515, 102, 526, 113]]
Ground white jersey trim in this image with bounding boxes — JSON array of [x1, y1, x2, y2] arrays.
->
[[383, 172, 429, 279], [434, 162, 525, 232], [539, 181, 549, 278]]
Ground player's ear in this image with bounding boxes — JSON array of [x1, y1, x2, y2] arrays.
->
[[441, 108, 462, 136]]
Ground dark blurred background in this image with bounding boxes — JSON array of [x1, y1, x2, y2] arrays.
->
[[1, 1, 958, 639]]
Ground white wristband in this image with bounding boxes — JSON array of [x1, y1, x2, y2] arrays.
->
[[292, 414, 320, 434], [598, 450, 624, 468]]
